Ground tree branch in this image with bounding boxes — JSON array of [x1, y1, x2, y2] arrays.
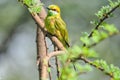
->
[[80, 56, 113, 78], [35, 2, 48, 79], [19, 1, 66, 80], [46, 51, 65, 60], [54, 46, 60, 78], [88, 32, 120, 48], [83, 4, 120, 47], [36, 26, 48, 80]]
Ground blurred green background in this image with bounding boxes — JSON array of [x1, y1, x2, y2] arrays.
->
[[0, 0, 120, 80]]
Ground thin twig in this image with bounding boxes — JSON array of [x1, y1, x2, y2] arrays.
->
[[70, 55, 113, 78], [54, 46, 61, 78], [48, 62, 52, 80], [83, 4, 120, 47], [88, 32, 120, 48], [80, 56, 113, 77], [55, 56, 60, 78], [47, 51, 65, 60], [72, 55, 113, 77]]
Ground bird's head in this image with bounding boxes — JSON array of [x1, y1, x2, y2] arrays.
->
[[47, 5, 61, 16]]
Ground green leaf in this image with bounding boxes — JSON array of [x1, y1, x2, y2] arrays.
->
[[47, 67, 51, 72], [23, 0, 33, 7], [90, 20, 98, 25], [29, 4, 42, 13], [92, 30, 101, 43], [75, 64, 92, 72], [100, 31, 108, 39], [102, 23, 118, 34], [59, 65, 77, 80], [82, 47, 98, 58], [19, 0, 43, 13], [93, 59, 120, 79], [80, 36, 90, 46]]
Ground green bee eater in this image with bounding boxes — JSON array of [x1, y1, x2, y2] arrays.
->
[[45, 4, 70, 48]]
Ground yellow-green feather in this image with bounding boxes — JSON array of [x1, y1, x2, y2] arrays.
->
[[45, 15, 69, 48]]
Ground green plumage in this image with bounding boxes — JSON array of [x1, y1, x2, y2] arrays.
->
[[45, 5, 69, 48]]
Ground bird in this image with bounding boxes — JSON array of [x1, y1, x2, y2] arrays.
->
[[45, 4, 70, 48]]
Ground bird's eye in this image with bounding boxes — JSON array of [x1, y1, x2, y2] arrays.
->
[[52, 9, 56, 11]]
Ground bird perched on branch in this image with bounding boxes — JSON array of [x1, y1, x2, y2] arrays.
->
[[45, 4, 70, 48]]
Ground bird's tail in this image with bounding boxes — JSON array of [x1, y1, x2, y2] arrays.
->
[[65, 41, 70, 48]]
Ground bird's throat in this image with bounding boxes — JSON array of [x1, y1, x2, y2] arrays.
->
[[48, 10, 59, 16]]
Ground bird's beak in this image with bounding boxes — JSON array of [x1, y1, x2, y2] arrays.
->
[[46, 7, 50, 10]]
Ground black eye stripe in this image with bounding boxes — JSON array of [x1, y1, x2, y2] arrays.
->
[[52, 9, 59, 13], [52, 9, 56, 11]]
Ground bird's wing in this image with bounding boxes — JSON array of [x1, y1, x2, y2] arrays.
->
[[54, 17, 70, 47], [45, 16, 56, 35]]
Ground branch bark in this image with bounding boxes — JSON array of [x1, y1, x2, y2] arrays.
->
[[36, 26, 48, 80], [31, 1, 65, 80], [47, 51, 65, 60], [35, 2, 48, 79]]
